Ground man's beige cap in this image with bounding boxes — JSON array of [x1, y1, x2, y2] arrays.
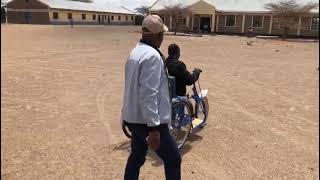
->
[[142, 15, 169, 34]]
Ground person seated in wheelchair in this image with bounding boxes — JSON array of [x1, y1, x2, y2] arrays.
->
[[166, 43, 202, 96]]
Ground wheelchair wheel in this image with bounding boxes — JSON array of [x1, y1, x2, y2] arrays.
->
[[170, 99, 192, 149], [122, 122, 132, 138], [195, 96, 209, 127]]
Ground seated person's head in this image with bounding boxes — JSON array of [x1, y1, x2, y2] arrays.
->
[[168, 43, 180, 59]]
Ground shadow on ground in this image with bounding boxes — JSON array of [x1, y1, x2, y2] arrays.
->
[[112, 131, 204, 167]]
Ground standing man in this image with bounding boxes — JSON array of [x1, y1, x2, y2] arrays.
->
[[121, 15, 181, 180]]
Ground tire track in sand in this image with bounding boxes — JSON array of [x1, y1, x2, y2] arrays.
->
[[96, 82, 117, 144]]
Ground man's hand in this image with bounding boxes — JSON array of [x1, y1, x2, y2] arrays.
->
[[194, 68, 202, 73], [147, 130, 160, 150]]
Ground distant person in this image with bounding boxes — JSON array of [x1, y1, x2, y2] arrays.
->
[[246, 28, 256, 45], [121, 15, 181, 180], [166, 43, 202, 96]]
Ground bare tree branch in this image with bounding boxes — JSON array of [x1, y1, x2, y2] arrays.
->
[[265, 0, 319, 38], [160, 4, 192, 34], [265, 0, 318, 17], [135, 6, 150, 16]]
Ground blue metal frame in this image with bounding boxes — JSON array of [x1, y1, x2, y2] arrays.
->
[[171, 78, 207, 129]]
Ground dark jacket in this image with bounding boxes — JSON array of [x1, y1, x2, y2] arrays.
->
[[166, 57, 200, 96]]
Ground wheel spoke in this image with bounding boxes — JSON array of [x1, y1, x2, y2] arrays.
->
[[170, 100, 192, 149]]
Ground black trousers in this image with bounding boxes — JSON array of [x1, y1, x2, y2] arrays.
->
[[124, 122, 181, 180]]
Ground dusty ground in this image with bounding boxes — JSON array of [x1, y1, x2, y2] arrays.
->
[[1, 24, 319, 180]]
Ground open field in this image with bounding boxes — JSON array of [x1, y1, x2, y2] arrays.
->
[[1, 24, 319, 179]]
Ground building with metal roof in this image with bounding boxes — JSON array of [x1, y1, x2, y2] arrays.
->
[[150, 0, 319, 37], [6, 0, 136, 25]]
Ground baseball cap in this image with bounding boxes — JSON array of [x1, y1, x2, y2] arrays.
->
[[142, 15, 169, 34]]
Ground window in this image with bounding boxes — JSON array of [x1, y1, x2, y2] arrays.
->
[[252, 16, 263, 28], [111, 16, 114, 20], [225, 15, 236, 27], [279, 18, 295, 28], [126, 16, 128, 21], [24, 12, 32, 23], [82, 14, 86, 20], [92, 14, 96, 20], [311, 17, 319, 30], [118, 16, 121, 20], [131, 16, 134, 21], [104, 15, 106, 19], [68, 13, 72, 20], [53, 12, 58, 19]]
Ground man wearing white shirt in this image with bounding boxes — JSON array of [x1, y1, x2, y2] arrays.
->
[[121, 15, 181, 180]]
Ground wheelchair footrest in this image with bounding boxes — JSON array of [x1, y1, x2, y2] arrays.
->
[[192, 118, 203, 127]]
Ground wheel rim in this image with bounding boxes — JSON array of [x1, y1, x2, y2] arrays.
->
[[125, 126, 131, 136], [197, 101, 206, 121], [171, 102, 192, 148], [122, 124, 132, 138], [196, 97, 209, 123]]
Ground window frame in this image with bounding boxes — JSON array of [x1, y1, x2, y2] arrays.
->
[[279, 17, 295, 29], [310, 16, 319, 31], [225, 15, 236, 27], [251, 15, 264, 28], [68, 13, 72, 20], [53, 12, 58, 20]]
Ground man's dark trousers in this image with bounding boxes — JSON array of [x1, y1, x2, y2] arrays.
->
[[124, 122, 181, 180]]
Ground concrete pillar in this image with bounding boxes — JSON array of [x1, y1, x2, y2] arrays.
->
[[216, 15, 219, 32], [5, 7, 8, 24], [241, 14, 246, 33], [186, 15, 190, 29], [211, 14, 215, 33], [297, 16, 302, 36], [269, 15, 273, 35], [169, 15, 172, 31], [198, 15, 201, 33], [191, 15, 194, 31]]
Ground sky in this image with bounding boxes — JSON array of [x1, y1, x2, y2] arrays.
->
[[3, 0, 318, 12], [94, 0, 319, 11], [96, 0, 155, 9]]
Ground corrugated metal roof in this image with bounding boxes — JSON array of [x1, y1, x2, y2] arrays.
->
[[150, 0, 196, 10], [7, 0, 135, 14], [5, 0, 318, 14], [150, 0, 319, 13]]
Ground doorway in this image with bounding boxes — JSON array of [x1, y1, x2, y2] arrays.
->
[[200, 17, 211, 33]]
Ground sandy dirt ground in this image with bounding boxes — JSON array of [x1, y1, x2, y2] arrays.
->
[[1, 24, 319, 180]]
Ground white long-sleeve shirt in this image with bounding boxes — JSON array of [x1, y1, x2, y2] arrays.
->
[[121, 42, 171, 127]]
